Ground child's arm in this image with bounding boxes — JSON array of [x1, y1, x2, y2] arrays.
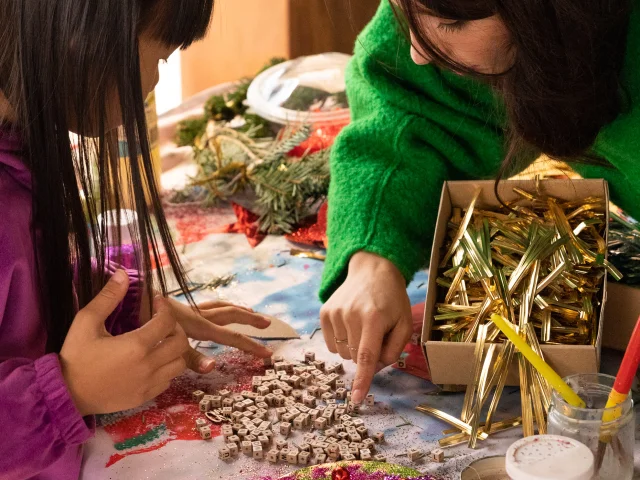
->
[[0, 355, 94, 478]]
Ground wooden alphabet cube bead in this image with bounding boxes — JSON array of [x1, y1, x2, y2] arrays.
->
[[282, 385, 293, 396], [192, 390, 205, 402], [267, 449, 279, 463], [258, 435, 269, 447], [347, 403, 360, 414], [290, 375, 301, 387], [293, 416, 305, 430], [342, 453, 356, 461], [337, 432, 350, 441], [304, 396, 317, 408], [222, 398, 234, 408], [227, 443, 239, 456], [218, 446, 231, 459], [241, 440, 253, 455], [275, 407, 286, 420], [257, 386, 270, 396], [298, 404, 310, 413], [314, 417, 327, 430], [431, 448, 445, 463], [208, 396, 221, 408], [221, 425, 233, 436], [218, 389, 231, 399], [335, 388, 347, 400], [305, 352, 316, 363], [279, 448, 290, 461], [280, 422, 292, 436], [312, 360, 326, 372], [199, 399, 211, 412], [195, 418, 208, 430], [233, 402, 244, 412], [356, 426, 368, 438], [245, 434, 257, 442], [292, 389, 303, 401], [228, 435, 240, 445], [365, 394, 375, 406], [352, 418, 365, 427], [200, 426, 212, 440], [321, 392, 335, 402], [298, 451, 310, 465], [253, 445, 264, 459], [397, 357, 407, 369], [374, 454, 387, 462], [275, 439, 288, 450], [274, 361, 287, 372], [259, 420, 271, 430], [373, 432, 385, 443], [287, 448, 299, 464], [300, 372, 312, 386], [324, 427, 337, 438], [336, 379, 345, 389], [309, 409, 319, 420], [407, 448, 423, 462], [360, 449, 372, 461], [349, 433, 362, 443], [315, 453, 327, 464], [363, 438, 376, 451]]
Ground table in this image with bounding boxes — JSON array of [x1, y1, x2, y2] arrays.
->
[[79, 198, 640, 479], [81, 83, 640, 479]]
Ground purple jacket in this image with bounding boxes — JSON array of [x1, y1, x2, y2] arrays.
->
[[0, 131, 142, 479]]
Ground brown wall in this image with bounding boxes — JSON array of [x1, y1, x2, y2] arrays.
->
[[180, 0, 379, 99]]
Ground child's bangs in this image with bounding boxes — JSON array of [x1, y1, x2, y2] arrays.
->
[[141, 0, 215, 49], [402, 0, 495, 21]]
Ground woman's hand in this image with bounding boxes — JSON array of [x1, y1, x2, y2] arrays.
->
[[60, 271, 189, 416], [320, 251, 413, 404], [167, 298, 273, 374]]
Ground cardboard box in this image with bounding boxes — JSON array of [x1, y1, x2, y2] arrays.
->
[[603, 282, 640, 351], [421, 179, 609, 386]]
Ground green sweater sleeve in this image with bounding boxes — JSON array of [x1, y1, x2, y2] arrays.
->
[[319, 1, 506, 302]]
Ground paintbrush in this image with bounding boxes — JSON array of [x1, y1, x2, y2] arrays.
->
[[594, 314, 640, 472]]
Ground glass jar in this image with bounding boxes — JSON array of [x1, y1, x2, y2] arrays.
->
[[548, 373, 634, 480]]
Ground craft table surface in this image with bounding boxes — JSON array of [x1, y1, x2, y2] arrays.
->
[[80, 87, 640, 479], [79, 208, 640, 479]]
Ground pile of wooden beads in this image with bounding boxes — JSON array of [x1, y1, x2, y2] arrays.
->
[[192, 353, 387, 465]]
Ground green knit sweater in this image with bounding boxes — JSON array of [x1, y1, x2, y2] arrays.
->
[[319, 0, 640, 301]]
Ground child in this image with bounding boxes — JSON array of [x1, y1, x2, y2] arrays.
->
[[0, 1, 271, 478], [320, 0, 640, 404]]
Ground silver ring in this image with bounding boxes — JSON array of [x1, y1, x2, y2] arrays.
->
[[334, 338, 348, 344]]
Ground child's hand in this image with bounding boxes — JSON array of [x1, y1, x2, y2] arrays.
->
[[167, 298, 273, 374], [60, 271, 189, 416]]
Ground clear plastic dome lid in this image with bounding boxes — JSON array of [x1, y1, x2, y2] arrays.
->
[[246, 53, 351, 126]]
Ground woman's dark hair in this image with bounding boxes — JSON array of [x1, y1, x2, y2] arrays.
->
[[392, 0, 632, 183], [0, 0, 214, 352]]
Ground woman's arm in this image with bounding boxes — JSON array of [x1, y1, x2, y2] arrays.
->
[[321, 1, 506, 301], [320, 0, 506, 403]]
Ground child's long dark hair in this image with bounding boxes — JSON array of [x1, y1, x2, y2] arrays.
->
[[392, 0, 631, 181], [0, 0, 214, 352]]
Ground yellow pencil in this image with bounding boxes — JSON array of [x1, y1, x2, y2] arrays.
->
[[490, 314, 586, 408]]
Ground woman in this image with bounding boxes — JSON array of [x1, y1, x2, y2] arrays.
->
[[320, 0, 639, 404]]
